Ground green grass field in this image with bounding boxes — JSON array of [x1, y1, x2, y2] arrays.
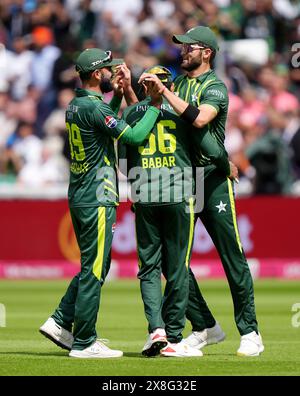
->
[[0, 279, 299, 376]]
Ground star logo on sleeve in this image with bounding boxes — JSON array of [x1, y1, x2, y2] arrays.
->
[[216, 201, 227, 213]]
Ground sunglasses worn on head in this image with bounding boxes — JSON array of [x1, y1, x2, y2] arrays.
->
[[102, 50, 112, 63]]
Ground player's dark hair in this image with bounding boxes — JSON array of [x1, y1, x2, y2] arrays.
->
[[209, 49, 216, 68], [198, 42, 216, 68], [79, 71, 93, 83]]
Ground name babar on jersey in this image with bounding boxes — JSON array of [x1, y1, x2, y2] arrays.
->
[[135, 102, 176, 169]]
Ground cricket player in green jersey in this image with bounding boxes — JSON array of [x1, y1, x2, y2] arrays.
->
[[39, 48, 162, 358], [122, 66, 231, 358], [139, 26, 264, 357]]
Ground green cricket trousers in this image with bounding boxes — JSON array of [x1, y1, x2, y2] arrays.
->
[[187, 166, 258, 335], [52, 205, 116, 350], [135, 199, 195, 343]]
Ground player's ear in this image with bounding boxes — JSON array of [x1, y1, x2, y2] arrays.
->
[[170, 82, 175, 92], [93, 69, 101, 81], [203, 48, 212, 63]]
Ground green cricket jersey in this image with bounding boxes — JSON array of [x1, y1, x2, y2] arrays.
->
[[66, 88, 159, 207], [121, 97, 194, 204], [173, 69, 229, 170]]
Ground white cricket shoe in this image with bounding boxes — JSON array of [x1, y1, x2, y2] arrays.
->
[[39, 317, 73, 351], [142, 328, 168, 357], [237, 331, 264, 357], [69, 339, 123, 358], [160, 341, 203, 357], [184, 322, 226, 350]]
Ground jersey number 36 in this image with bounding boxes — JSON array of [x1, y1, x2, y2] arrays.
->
[[138, 120, 177, 156]]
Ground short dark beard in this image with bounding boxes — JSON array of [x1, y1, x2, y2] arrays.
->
[[181, 61, 201, 72], [181, 53, 203, 72], [100, 76, 113, 93]]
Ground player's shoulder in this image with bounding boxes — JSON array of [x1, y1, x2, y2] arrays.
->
[[123, 98, 150, 119], [173, 74, 186, 87], [202, 74, 228, 100], [122, 103, 134, 120], [91, 97, 115, 117], [209, 71, 227, 87]]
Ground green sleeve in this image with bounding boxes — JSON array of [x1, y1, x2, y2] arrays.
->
[[118, 106, 160, 145], [118, 141, 127, 160], [109, 95, 122, 114], [198, 129, 230, 175], [199, 82, 228, 112]]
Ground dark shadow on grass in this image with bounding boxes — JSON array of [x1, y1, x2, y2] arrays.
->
[[123, 352, 143, 358], [204, 352, 237, 357]]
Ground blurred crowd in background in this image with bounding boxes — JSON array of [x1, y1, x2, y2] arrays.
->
[[0, 0, 300, 195]]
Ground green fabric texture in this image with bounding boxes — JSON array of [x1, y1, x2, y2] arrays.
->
[[75, 48, 121, 72], [52, 206, 116, 350], [174, 68, 259, 335], [173, 69, 230, 175], [66, 88, 159, 208], [120, 106, 160, 145], [187, 168, 258, 335], [173, 26, 219, 51], [122, 97, 194, 204], [109, 95, 122, 114], [135, 202, 194, 343]]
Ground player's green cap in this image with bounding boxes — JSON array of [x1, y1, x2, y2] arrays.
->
[[111, 58, 124, 66], [75, 48, 121, 73], [111, 58, 124, 73], [173, 26, 219, 51], [144, 65, 173, 85]]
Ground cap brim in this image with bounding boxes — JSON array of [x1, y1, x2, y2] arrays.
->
[[172, 34, 198, 44], [111, 58, 124, 65], [103, 59, 124, 68]]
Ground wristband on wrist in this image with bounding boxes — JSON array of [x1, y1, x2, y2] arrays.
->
[[180, 104, 200, 124]]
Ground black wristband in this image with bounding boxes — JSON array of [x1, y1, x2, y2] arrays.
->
[[180, 104, 200, 124]]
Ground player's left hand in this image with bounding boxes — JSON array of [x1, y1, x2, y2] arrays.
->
[[229, 161, 239, 183], [111, 73, 124, 97], [138, 73, 165, 94], [113, 64, 132, 91]]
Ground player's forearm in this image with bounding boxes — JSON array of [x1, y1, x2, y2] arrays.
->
[[123, 86, 139, 106], [162, 89, 213, 128], [109, 95, 122, 114], [119, 106, 160, 145], [163, 88, 189, 115]]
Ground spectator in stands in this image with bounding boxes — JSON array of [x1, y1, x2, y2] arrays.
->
[[30, 26, 61, 135], [2, 121, 42, 176], [0, 0, 299, 194], [10, 36, 33, 100]]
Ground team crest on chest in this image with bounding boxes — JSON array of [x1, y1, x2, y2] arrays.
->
[[105, 116, 117, 128]]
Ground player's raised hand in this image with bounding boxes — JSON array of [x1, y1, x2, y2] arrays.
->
[[142, 79, 163, 108], [138, 73, 165, 94], [111, 72, 124, 97], [115, 64, 132, 89], [112, 64, 134, 94]]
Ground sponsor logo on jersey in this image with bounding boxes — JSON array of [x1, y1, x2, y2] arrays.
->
[[105, 116, 117, 128], [206, 89, 225, 99]]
